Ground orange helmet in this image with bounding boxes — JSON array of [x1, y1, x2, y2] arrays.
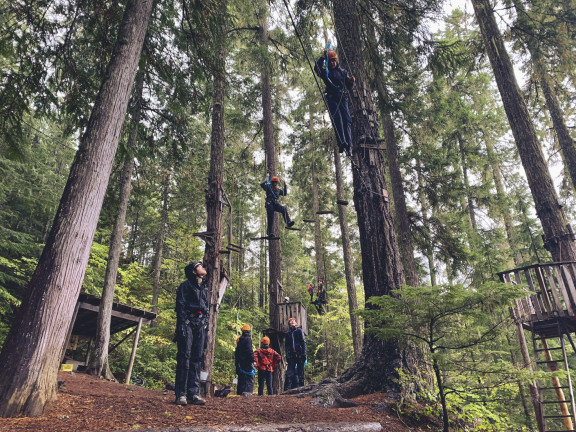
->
[[261, 336, 270, 345], [327, 50, 338, 60], [241, 324, 251, 331], [270, 176, 280, 183]]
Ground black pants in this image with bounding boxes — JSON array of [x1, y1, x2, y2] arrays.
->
[[257, 369, 273, 395], [266, 201, 291, 236], [175, 322, 206, 398], [237, 371, 254, 395], [285, 357, 305, 390]]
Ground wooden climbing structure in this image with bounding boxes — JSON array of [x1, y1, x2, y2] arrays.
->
[[499, 261, 576, 432]]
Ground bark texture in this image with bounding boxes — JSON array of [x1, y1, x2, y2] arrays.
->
[[202, 0, 228, 397], [87, 70, 143, 376], [331, 0, 410, 397], [0, 0, 153, 417], [260, 13, 284, 392], [472, 0, 576, 262], [333, 146, 362, 358]]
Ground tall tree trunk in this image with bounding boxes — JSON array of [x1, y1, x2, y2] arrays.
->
[[332, 0, 414, 397], [512, 0, 576, 194], [87, 69, 145, 376], [0, 0, 153, 417], [457, 132, 478, 233], [333, 145, 362, 358], [471, 0, 576, 262], [485, 137, 523, 266], [382, 114, 419, 287], [151, 170, 171, 317], [259, 12, 284, 392], [416, 157, 436, 286], [202, 0, 227, 398]]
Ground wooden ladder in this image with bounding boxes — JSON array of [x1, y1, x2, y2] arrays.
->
[[532, 322, 576, 431]]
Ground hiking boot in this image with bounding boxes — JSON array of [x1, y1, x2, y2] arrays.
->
[[188, 394, 206, 405], [287, 221, 295, 228], [175, 395, 188, 406]]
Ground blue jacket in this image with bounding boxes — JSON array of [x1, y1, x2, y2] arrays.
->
[[285, 326, 306, 360]]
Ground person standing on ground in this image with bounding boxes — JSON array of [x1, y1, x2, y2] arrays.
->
[[235, 324, 255, 395], [284, 317, 307, 389], [254, 336, 282, 396], [174, 261, 209, 406]]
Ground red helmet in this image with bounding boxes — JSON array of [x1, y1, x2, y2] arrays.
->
[[270, 176, 280, 183], [327, 50, 338, 60]]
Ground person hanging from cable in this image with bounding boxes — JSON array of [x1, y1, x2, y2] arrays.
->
[[314, 48, 356, 155], [260, 175, 295, 237]]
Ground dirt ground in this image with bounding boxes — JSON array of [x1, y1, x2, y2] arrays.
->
[[0, 372, 440, 432]]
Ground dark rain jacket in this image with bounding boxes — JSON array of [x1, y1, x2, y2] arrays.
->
[[260, 180, 287, 205], [285, 326, 306, 361], [235, 332, 255, 372], [314, 57, 355, 100], [175, 276, 209, 327]]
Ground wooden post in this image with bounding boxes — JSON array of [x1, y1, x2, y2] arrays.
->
[[511, 308, 544, 431], [541, 338, 574, 430], [125, 317, 143, 385]]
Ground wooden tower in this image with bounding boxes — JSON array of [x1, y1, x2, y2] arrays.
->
[[499, 262, 576, 432]]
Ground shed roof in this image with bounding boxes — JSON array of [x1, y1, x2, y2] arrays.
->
[[72, 293, 157, 337]]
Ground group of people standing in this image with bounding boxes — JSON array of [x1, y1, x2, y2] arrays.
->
[[173, 262, 307, 405], [235, 317, 306, 396]]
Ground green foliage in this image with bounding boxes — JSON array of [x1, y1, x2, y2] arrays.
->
[[361, 282, 527, 430]]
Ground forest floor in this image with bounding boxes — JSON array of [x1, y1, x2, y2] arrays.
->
[[0, 372, 441, 432]]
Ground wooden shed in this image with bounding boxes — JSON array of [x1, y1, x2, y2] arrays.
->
[[275, 302, 307, 335], [62, 293, 156, 384]]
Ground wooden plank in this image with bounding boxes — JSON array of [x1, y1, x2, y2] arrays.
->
[[78, 302, 153, 325], [526, 268, 552, 316], [548, 265, 574, 316], [536, 266, 561, 315], [514, 271, 536, 318], [562, 264, 576, 309]]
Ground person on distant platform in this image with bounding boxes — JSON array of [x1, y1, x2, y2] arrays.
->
[[307, 282, 315, 302], [254, 336, 281, 396], [314, 49, 355, 155], [235, 324, 255, 395], [174, 261, 209, 406], [284, 317, 307, 389], [260, 175, 295, 237]]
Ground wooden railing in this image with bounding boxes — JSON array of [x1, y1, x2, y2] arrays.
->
[[498, 262, 576, 324]]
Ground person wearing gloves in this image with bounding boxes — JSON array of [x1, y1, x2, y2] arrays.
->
[[235, 324, 255, 395], [254, 336, 282, 396], [284, 317, 307, 389], [260, 175, 295, 237], [174, 261, 209, 406], [314, 49, 356, 155]]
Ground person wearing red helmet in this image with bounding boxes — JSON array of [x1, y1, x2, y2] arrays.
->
[[254, 336, 281, 395], [260, 175, 295, 237], [314, 49, 356, 155]]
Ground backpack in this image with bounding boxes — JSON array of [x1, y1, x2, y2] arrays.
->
[[214, 385, 231, 397]]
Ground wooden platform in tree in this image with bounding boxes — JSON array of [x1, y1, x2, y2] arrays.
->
[[498, 261, 576, 335], [250, 236, 279, 241], [275, 302, 308, 335]]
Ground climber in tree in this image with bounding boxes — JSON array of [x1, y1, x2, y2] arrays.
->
[[314, 49, 356, 155], [260, 175, 295, 237]]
